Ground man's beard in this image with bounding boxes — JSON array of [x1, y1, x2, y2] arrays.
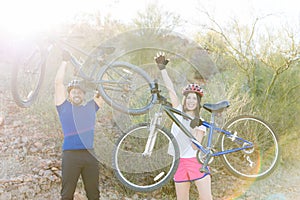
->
[[71, 96, 83, 105]]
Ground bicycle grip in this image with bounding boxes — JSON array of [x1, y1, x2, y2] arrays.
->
[[150, 79, 159, 94]]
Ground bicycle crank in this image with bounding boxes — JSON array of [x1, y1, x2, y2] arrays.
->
[[197, 150, 214, 165], [242, 142, 254, 154]]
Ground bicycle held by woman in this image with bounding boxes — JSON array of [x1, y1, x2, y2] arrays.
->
[[11, 35, 156, 115], [112, 81, 280, 192]]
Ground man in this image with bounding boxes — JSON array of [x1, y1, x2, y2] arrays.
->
[[55, 51, 102, 200]]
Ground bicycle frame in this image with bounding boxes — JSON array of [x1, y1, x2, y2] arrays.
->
[[46, 38, 98, 80], [145, 82, 254, 163], [46, 38, 119, 91]]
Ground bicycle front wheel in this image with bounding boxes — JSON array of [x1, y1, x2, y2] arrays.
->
[[112, 123, 179, 192], [11, 43, 46, 108], [97, 61, 156, 115], [220, 115, 280, 180]]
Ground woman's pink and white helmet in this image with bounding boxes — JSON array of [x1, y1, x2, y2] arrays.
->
[[182, 83, 204, 97]]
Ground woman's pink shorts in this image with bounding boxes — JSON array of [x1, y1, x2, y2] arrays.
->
[[173, 157, 210, 183]]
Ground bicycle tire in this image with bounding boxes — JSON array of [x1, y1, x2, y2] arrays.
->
[[97, 61, 156, 115], [219, 115, 280, 180], [112, 123, 179, 192], [11, 44, 46, 108]]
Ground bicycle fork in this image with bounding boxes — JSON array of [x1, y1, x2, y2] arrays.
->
[[142, 111, 162, 157]]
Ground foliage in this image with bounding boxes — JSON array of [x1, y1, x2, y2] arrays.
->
[[195, 14, 300, 139], [17, 3, 300, 199], [133, 3, 182, 34]]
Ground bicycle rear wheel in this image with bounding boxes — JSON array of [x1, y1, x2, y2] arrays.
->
[[220, 115, 279, 180], [112, 123, 179, 192], [97, 61, 156, 115], [11, 43, 46, 108]]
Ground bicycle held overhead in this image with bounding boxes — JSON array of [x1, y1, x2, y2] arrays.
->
[[11, 35, 156, 115], [112, 54, 280, 192]]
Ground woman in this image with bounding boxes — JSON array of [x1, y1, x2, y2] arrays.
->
[[155, 52, 213, 200]]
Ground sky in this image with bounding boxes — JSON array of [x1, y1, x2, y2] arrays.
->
[[0, 0, 299, 38]]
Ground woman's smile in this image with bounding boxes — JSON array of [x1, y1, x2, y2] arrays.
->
[[185, 93, 198, 111]]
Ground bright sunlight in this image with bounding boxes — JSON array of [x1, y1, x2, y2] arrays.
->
[[0, 0, 98, 38]]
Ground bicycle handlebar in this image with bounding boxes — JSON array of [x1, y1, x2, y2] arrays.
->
[[150, 80, 172, 107]]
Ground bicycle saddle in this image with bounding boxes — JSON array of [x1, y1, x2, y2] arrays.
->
[[203, 100, 230, 113]]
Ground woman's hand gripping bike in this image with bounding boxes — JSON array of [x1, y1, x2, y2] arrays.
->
[[112, 81, 280, 192], [11, 36, 156, 115]]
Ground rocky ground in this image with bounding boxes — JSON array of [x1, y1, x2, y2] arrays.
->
[[0, 58, 299, 200]]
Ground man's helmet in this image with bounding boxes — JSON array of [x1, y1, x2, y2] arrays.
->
[[182, 83, 204, 97], [67, 80, 85, 93]]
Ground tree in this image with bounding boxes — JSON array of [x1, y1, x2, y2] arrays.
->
[[133, 3, 181, 35], [195, 11, 300, 135]]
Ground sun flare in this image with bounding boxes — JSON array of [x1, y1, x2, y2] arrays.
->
[[0, 0, 98, 38]]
